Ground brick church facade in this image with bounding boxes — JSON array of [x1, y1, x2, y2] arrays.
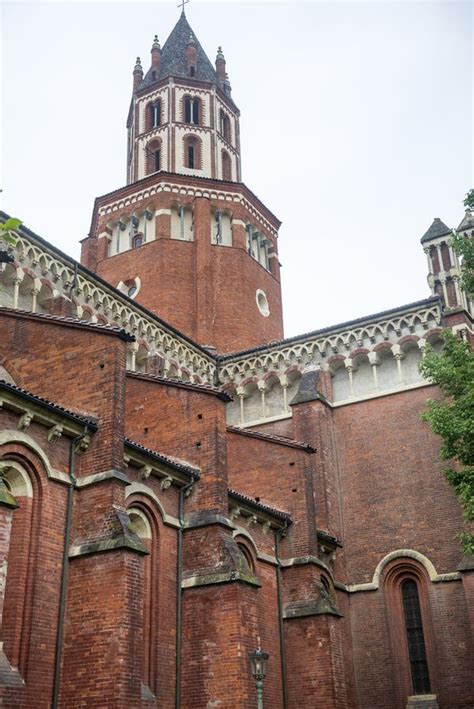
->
[[0, 11, 472, 709]]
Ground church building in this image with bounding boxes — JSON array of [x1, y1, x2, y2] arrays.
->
[[0, 10, 472, 708]]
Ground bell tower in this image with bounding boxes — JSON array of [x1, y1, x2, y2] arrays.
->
[[126, 13, 241, 185], [81, 10, 283, 354]]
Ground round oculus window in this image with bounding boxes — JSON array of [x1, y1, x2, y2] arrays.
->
[[256, 289, 270, 317], [127, 285, 138, 298]]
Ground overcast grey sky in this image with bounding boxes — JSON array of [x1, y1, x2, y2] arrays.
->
[[1, 1, 472, 337]]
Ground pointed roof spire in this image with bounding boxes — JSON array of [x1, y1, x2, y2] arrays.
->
[[420, 217, 452, 244], [138, 12, 218, 89], [457, 208, 474, 233]]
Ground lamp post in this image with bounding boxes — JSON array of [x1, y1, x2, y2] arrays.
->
[[248, 641, 269, 709]]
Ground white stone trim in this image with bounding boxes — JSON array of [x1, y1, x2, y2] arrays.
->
[[231, 526, 277, 565], [125, 481, 180, 527], [345, 549, 461, 593], [235, 412, 293, 428], [97, 181, 278, 237], [127, 507, 152, 539], [0, 430, 69, 482], [331, 380, 433, 407], [0, 461, 33, 498]]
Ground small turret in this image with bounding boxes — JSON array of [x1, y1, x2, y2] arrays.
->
[[151, 35, 161, 71], [186, 33, 197, 76], [215, 46, 226, 82], [223, 72, 232, 97], [457, 208, 474, 236], [133, 57, 143, 92]]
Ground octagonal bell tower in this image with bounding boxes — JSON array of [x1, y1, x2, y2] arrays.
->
[[127, 14, 241, 185], [81, 10, 283, 354]]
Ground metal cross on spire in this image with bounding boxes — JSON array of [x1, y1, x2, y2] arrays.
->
[[177, 0, 189, 15]]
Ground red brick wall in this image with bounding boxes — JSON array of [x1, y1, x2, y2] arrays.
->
[[0, 312, 127, 477], [84, 183, 283, 354]]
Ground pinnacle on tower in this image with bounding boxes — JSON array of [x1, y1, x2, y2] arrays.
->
[[186, 32, 197, 74], [151, 34, 161, 69], [133, 57, 143, 91], [216, 46, 226, 82]]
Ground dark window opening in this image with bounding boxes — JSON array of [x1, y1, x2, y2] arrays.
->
[[402, 579, 431, 695], [151, 70, 156, 81], [154, 150, 161, 171], [132, 235, 143, 249], [190, 66, 195, 77], [188, 145, 195, 169], [220, 110, 231, 142]]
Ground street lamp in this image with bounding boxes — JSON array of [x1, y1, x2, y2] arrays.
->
[[248, 641, 269, 709]]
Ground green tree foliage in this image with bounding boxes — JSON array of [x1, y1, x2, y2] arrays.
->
[[419, 190, 474, 556], [450, 188, 474, 298], [0, 217, 22, 246]]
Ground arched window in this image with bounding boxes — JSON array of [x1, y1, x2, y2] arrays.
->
[[222, 150, 232, 181], [183, 136, 201, 170], [127, 505, 157, 695], [146, 139, 161, 175], [149, 100, 161, 129], [184, 96, 200, 125], [236, 541, 255, 574], [219, 110, 231, 142], [0, 461, 36, 679], [384, 560, 436, 703], [401, 579, 431, 695], [132, 234, 143, 249]]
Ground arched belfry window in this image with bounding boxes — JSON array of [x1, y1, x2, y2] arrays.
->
[[219, 110, 231, 142], [184, 135, 201, 170], [222, 150, 232, 181], [184, 96, 200, 125], [150, 100, 161, 129], [146, 138, 161, 175], [401, 579, 431, 695], [146, 100, 161, 132]]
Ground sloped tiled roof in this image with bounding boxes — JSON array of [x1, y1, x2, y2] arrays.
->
[[226, 425, 315, 453], [0, 379, 98, 429], [125, 437, 200, 478], [228, 488, 292, 522], [420, 217, 452, 244], [139, 12, 217, 90]]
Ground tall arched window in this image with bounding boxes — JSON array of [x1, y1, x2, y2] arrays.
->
[[222, 150, 232, 181], [219, 110, 231, 142], [384, 560, 436, 703], [146, 139, 161, 175], [183, 136, 201, 170], [0, 461, 36, 679], [184, 96, 200, 125], [401, 579, 431, 695], [146, 100, 161, 132], [127, 505, 157, 696]]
